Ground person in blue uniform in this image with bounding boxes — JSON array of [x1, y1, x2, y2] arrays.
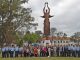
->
[[19, 46, 23, 57], [9, 45, 14, 57], [68, 44, 71, 57], [64, 45, 68, 57], [2, 46, 6, 58], [72, 45, 76, 57], [15, 45, 19, 57], [78, 45, 80, 57], [70, 44, 73, 57], [76, 44, 80, 57], [5, 45, 9, 58]]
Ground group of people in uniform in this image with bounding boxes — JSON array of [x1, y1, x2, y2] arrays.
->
[[1, 44, 20, 58], [1, 44, 80, 58]]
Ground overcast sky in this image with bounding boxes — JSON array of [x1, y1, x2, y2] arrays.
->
[[23, 0, 80, 36]]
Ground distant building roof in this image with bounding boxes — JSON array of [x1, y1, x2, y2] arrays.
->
[[41, 36, 71, 41]]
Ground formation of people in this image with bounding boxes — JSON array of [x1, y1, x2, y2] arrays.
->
[[1, 44, 80, 58]]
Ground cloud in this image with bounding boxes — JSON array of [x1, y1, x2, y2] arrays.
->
[[51, 0, 80, 36], [23, 0, 80, 36]]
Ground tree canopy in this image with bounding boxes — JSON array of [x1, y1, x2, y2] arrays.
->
[[23, 33, 41, 43], [0, 0, 37, 45]]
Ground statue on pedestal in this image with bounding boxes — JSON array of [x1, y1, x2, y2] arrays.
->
[[41, 2, 53, 37]]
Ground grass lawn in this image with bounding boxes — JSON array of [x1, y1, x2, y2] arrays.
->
[[0, 57, 80, 60]]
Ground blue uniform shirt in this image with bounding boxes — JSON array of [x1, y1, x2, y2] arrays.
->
[[2, 47, 6, 52], [5, 47, 9, 51], [15, 47, 19, 51], [10, 47, 15, 51], [76, 46, 79, 51]]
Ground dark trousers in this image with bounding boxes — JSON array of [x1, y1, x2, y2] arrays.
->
[[10, 51, 14, 57], [41, 51, 44, 57], [15, 51, 19, 57], [76, 51, 80, 57], [40, 51, 42, 57], [19, 51, 23, 57], [46, 51, 49, 56], [68, 50, 71, 57], [60, 51, 63, 56], [51, 51, 54, 56], [26, 52, 29, 57], [42, 51, 46, 57], [6, 51, 9, 58], [2, 51, 6, 58], [56, 51, 59, 56], [34, 53, 38, 57], [23, 51, 26, 57], [72, 51, 76, 57], [79, 51, 80, 57], [64, 50, 68, 57], [30, 53, 34, 57]]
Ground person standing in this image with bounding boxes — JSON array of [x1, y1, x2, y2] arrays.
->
[[2, 45, 6, 58], [5, 45, 9, 58], [10, 45, 15, 58], [79, 45, 80, 57], [26, 47, 29, 57], [76, 44, 80, 57], [64, 45, 68, 57], [40, 46, 43, 57], [72, 45, 76, 57], [68, 44, 71, 57], [56, 45, 59, 56], [53, 45, 57, 57], [33, 47, 38, 57], [48, 46, 51, 57], [15, 45, 19, 57], [38, 47, 40, 57], [23, 46, 27, 57], [59, 45, 63, 56], [50, 46, 54, 57], [19, 46, 23, 57]]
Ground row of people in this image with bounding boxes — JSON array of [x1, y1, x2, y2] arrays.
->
[[1, 44, 80, 58]]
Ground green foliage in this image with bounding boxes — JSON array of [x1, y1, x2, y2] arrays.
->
[[0, 0, 37, 44], [23, 33, 41, 43], [14, 32, 23, 46]]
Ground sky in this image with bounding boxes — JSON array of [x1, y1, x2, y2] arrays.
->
[[23, 0, 80, 36]]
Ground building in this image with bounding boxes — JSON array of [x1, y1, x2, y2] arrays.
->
[[40, 36, 80, 46]]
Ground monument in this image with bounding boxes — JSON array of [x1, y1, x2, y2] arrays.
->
[[41, 2, 53, 37]]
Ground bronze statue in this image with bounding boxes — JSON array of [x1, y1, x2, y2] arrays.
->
[[41, 2, 53, 36]]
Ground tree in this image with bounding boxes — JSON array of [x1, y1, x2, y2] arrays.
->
[[71, 32, 80, 44], [71, 32, 80, 40], [63, 33, 67, 37], [72, 32, 80, 38], [50, 28, 57, 36], [23, 33, 41, 43], [0, 0, 37, 45], [57, 32, 64, 37]]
